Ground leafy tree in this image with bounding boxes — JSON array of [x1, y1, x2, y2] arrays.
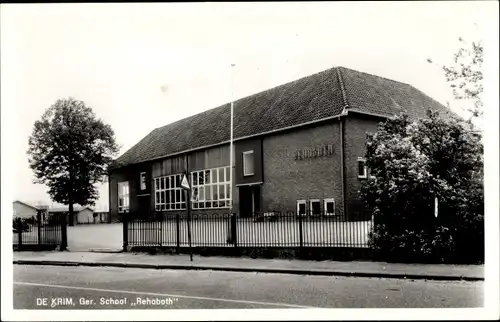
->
[[427, 37, 484, 120], [361, 110, 484, 263], [27, 98, 119, 226]]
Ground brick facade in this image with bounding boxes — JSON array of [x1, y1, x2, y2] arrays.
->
[[109, 113, 384, 221], [261, 120, 343, 214]]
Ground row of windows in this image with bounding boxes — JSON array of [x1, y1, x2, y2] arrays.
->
[[152, 166, 232, 211], [118, 155, 366, 213], [154, 174, 187, 211], [297, 199, 336, 216], [191, 166, 231, 209]]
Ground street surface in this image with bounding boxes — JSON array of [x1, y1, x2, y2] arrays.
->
[[14, 265, 483, 309]]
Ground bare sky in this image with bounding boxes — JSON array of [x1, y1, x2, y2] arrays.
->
[[1, 2, 496, 210]]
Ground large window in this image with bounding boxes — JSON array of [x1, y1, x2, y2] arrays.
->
[[243, 151, 254, 176], [154, 174, 186, 211], [118, 181, 129, 213], [191, 166, 231, 209]]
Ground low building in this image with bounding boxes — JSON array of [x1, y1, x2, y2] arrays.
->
[[48, 206, 94, 225], [108, 66, 455, 222], [13, 201, 39, 219]]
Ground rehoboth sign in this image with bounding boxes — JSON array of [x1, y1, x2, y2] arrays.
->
[[294, 144, 334, 160]]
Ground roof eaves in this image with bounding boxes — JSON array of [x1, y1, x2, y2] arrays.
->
[[347, 108, 394, 120]]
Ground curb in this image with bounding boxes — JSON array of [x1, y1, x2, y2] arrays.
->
[[12, 260, 484, 282]]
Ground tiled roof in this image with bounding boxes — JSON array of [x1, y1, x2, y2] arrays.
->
[[113, 66, 453, 168], [338, 67, 454, 119]]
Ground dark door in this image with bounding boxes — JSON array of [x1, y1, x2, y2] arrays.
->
[[239, 185, 261, 218], [137, 195, 150, 218], [253, 186, 261, 214], [239, 186, 252, 218]]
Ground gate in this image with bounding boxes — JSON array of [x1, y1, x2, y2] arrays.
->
[[13, 211, 68, 251]]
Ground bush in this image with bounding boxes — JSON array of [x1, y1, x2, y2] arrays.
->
[[361, 110, 484, 263], [13, 218, 31, 233]]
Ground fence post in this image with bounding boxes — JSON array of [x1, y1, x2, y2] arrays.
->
[[176, 213, 180, 254], [159, 212, 163, 247], [231, 213, 238, 247], [17, 218, 22, 249], [122, 212, 129, 252], [298, 211, 303, 248], [60, 214, 68, 251], [37, 212, 42, 245]]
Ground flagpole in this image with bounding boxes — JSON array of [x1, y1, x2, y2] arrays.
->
[[229, 63, 235, 213]]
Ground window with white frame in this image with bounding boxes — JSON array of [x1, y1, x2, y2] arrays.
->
[[324, 198, 335, 216], [310, 199, 321, 216], [154, 174, 186, 211], [297, 200, 306, 216], [243, 151, 254, 176], [191, 166, 231, 209], [358, 157, 368, 179], [118, 181, 130, 213], [140, 172, 147, 190]]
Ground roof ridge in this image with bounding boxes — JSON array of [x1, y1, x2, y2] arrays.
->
[[337, 66, 410, 86], [114, 65, 453, 168], [335, 67, 349, 112]]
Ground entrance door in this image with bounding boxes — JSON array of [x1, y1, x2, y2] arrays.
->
[[137, 195, 151, 218], [239, 185, 261, 218]]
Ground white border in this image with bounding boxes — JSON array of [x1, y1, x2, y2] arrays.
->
[[2, 2, 498, 321]]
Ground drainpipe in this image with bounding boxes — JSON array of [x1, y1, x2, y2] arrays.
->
[[340, 115, 346, 220]]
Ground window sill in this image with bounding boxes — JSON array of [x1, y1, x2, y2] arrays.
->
[[243, 173, 254, 177]]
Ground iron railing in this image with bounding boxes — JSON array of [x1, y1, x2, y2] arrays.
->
[[124, 211, 374, 249], [13, 212, 66, 249]]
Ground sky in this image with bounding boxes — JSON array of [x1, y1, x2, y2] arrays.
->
[[1, 2, 497, 211]]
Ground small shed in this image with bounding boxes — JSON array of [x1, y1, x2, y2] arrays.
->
[[13, 201, 38, 219]]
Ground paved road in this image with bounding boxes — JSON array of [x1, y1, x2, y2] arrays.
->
[[13, 265, 483, 309]]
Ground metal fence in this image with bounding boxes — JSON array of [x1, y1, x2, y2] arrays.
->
[[13, 213, 66, 248], [125, 211, 374, 249]]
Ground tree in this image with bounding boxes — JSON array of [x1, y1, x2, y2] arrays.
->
[[427, 36, 484, 120], [360, 110, 484, 263], [27, 98, 119, 226]]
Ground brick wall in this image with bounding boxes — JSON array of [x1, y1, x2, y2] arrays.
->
[[261, 120, 343, 214], [110, 113, 386, 221], [343, 113, 384, 220]]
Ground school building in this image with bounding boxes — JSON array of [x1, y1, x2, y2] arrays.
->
[[108, 66, 454, 222]]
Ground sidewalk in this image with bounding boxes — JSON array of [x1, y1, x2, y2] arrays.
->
[[13, 251, 484, 281]]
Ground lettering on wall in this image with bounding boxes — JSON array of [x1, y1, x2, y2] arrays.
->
[[294, 144, 334, 160]]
